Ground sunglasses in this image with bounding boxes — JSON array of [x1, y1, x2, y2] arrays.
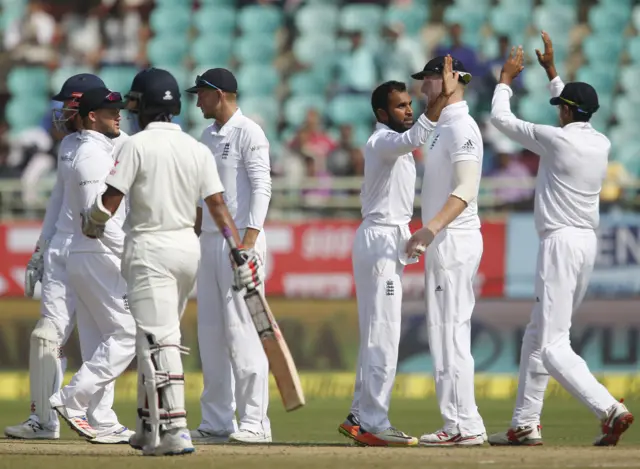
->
[[195, 75, 222, 91], [558, 96, 592, 114]]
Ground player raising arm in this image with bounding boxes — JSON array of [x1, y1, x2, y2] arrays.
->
[[81, 68, 264, 456], [486, 32, 633, 447], [339, 56, 457, 447]]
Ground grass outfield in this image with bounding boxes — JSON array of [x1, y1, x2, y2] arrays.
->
[[1, 398, 639, 469]]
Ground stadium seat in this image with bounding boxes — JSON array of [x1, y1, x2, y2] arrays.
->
[[600, 0, 631, 7], [283, 95, 326, 127], [384, 3, 429, 35], [199, 0, 235, 4], [633, 6, 640, 31], [575, 67, 617, 95], [582, 34, 624, 64], [541, 0, 577, 6], [489, 7, 529, 38], [454, 0, 490, 8], [609, 124, 636, 156], [294, 4, 339, 35], [236, 65, 279, 97], [193, 6, 236, 36], [525, 34, 569, 65], [613, 96, 640, 121], [442, 5, 486, 31], [497, 0, 533, 9], [6, 96, 48, 132], [7, 66, 49, 97], [99, 66, 138, 94], [149, 5, 191, 36], [238, 5, 282, 34], [627, 36, 640, 63], [191, 33, 233, 68], [518, 94, 558, 125], [588, 6, 629, 34], [292, 35, 337, 68], [339, 4, 384, 32], [239, 96, 279, 124], [288, 70, 331, 96], [327, 94, 372, 126], [619, 66, 640, 95], [234, 35, 277, 65], [158, 65, 190, 91], [50, 66, 95, 96], [147, 35, 189, 67], [532, 6, 576, 32]]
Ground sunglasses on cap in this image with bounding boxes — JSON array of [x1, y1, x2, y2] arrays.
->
[[105, 91, 123, 102], [423, 69, 472, 84], [195, 75, 223, 91], [558, 96, 592, 114]]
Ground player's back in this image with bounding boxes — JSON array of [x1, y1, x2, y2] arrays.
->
[[117, 122, 211, 236], [53, 133, 82, 237]]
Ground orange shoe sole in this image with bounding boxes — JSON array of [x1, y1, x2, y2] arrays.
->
[[338, 424, 359, 442], [354, 432, 418, 447]]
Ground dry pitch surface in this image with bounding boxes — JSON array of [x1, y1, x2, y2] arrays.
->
[[1, 398, 639, 469]]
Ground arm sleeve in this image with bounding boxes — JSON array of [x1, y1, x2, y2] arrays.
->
[[75, 148, 125, 256], [199, 144, 225, 199], [369, 114, 436, 160], [451, 160, 481, 204], [105, 139, 140, 195], [548, 75, 565, 98], [490, 83, 559, 156], [38, 170, 64, 244], [243, 127, 272, 231]]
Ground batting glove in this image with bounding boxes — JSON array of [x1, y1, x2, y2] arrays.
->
[[24, 239, 48, 298], [231, 248, 265, 292], [81, 209, 106, 239]]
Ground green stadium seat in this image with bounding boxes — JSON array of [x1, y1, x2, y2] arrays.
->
[[283, 95, 326, 127], [339, 4, 384, 32], [234, 35, 277, 65], [588, 6, 629, 34], [99, 66, 138, 93], [236, 65, 279, 97], [384, 3, 429, 35], [490, 7, 529, 38], [147, 35, 189, 67], [293, 35, 337, 68], [600, 0, 631, 7], [149, 5, 191, 36], [609, 124, 636, 157], [327, 94, 372, 126], [288, 69, 332, 96], [191, 34, 233, 68], [294, 4, 339, 35], [525, 33, 569, 64], [541, 0, 577, 6], [634, 6, 640, 31], [238, 5, 282, 34], [613, 142, 640, 174], [613, 96, 640, 121], [497, 0, 533, 9], [454, 0, 490, 8], [193, 6, 235, 36], [239, 96, 279, 123], [199, 0, 235, 5], [186, 97, 208, 127], [157, 65, 190, 91], [50, 66, 96, 96], [7, 66, 49, 96], [619, 65, 640, 95], [575, 67, 617, 95], [442, 5, 486, 31], [627, 36, 640, 63], [532, 6, 576, 32], [582, 34, 623, 64], [518, 94, 558, 125], [6, 96, 48, 132]]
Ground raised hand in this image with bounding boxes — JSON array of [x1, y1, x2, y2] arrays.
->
[[500, 46, 525, 85], [535, 30, 555, 70], [441, 54, 459, 98]]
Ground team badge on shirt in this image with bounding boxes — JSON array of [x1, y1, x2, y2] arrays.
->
[[222, 143, 230, 159], [429, 133, 440, 150]]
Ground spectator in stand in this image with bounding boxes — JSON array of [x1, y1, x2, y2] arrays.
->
[[433, 23, 481, 80], [376, 23, 425, 84], [327, 124, 364, 177], [483, 35, 523, 92], [3, 0, 60, 66], [335, 31, 378, 94], [492, 152, 534, 211], [288, 109, 337, 163]]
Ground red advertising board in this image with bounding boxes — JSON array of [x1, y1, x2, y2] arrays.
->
[[0, 220, 506, 298]]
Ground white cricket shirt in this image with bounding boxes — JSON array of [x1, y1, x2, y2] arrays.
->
[[106, 122, 224, 235], [69, 130, 127, 256], [199, 109, 271, 234], [361, 115, 434, 225], [491, 77, 609, 234], [39, 130, 129, 245], [421, 101, 483, 230]]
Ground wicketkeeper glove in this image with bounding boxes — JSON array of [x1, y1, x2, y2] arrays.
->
[[230, 247, 265, 292], [81, 209, 106, 239], [24, 239, 48, 298]]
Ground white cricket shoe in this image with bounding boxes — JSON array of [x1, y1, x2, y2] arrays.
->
[[488, 424, 543, 446], [90, 425, 134, 444], [229, 429, 272, 444], [419, 428, 486, 446], [143, 428, 195, 456], [594, 400, 634, 446], [50, 402, 97, 439], [190, 428, 230, 444], [4, 417, 60, 440]]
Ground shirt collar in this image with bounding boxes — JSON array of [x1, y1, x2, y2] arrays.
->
[[80, 129, 115, 152], [439, 101, 469, 123], [563, 122, 593, 131], [211, 108, 243, 136], [145, 122, 182, 131], [375, 122, 391, 131]]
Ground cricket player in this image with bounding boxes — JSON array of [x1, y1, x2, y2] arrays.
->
[[81, 68, 265, 456], [486, 33, 633, 447], [186, 68, 272, 444], [339, 57, 458, 447], [405, 55, 487, 446], [4, 74, 127, 442], [49, 87, 135, 443]]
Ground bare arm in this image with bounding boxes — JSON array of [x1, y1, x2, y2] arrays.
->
[[101, 185, 125, 215], [203, 193, 241, 246]]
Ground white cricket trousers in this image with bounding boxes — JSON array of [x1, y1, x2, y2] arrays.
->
[[197, 230, 270, 435], [60, 251, 136, 428], [425, 228, 485, 436], [511, 227, 618, 427], [349, 223, 407, 434]]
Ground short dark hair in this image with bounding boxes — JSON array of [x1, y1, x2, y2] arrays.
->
[[569, 106, 592, 123], [371, 81, 407, 121]]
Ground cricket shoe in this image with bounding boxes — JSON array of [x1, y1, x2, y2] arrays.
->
[[143, 428, 195, 456], [488, 424, 543, 446], [190, 428, 231, 444], [354, 427, 418, 447], [4, 417, 60, 440], [338, 413, 360, 442], [229, 429, 272, 444], [90, 425, 134, 444], [50, 401, 97, 439], [594, 400, 634, 446], [419, 429, 486, 446]]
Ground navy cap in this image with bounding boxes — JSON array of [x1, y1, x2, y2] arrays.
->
[[549, 82, 600, 114], [185, 68, 238, 94], [52, 73, 106, 101], [78, 87, 125, 117], [411, 56, 472, 84], [126, 68, 180, 111]]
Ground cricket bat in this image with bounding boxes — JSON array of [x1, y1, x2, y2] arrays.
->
[[222, 228, 306, 412]]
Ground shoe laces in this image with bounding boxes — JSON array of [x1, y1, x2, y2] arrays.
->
[[386, 427, 408, 437]]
